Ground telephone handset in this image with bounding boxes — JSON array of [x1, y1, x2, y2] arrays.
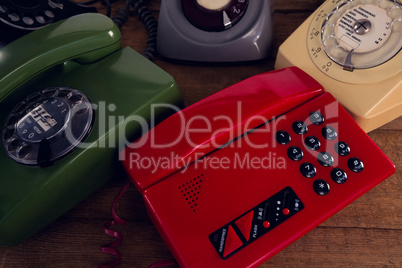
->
[[157, 0, 273, 62], [122, 67, 395, 267], [0, 12, 119, 165], [275, 0, 402, 132], [125, 68, 325, 192], [0, 12, 120, 102], [0, 13, 182, 246], [0, 0, 97, 46]]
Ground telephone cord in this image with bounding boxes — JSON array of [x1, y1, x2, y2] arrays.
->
[[80, 0, 114, 17], [99, 181, 178, 268], [127, 0, 158, 61], [79, 0, 158, 61], [98, 181, 130, 268]]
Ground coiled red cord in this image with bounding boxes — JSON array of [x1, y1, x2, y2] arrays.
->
[[98, 181, 178, 267], [99, 181, 131, 268]]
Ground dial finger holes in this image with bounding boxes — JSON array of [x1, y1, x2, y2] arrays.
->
[[389, 5, 402, 20], [379, 0, 396, 9], [22, 16, 34, 25], [17, 144, 32, 159], [0, 6, 8, 14], [6, 115, 19, 126], [70, 94, 88, 114], [35, 15, 46, 24], [57, 89, 72, 98], [7, 139, 22, 152], [330, 46, 347, 62], [2, 87, 93, 165], [321, 23, 336, 37], [26, 92, 41, 103], [69, 94, 83, 104], [392, 19, 402, 32], [42, 89, 57, 98], [322, 35, 337, 48], [14, 101, 28, 114], [44, 10, 54, 19], [3, 127, 15, 141]]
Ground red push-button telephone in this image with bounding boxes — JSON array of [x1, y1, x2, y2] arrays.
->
[[121, 67, 395, 267]]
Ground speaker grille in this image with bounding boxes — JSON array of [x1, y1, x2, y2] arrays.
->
[[178, 174, 203, 212]]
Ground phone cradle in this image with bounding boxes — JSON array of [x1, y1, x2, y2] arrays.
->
[[122, 67, 395, 267], [0, 13, 182, 246], [157, 0, 273, 63]]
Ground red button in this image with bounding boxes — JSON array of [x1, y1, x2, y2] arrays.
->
[[234, 211, 254, 241], [283, 208, 290, 216], [263, 221, 270, 229], [223, 225, 243, 257]]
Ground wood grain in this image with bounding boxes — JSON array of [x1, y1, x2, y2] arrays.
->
[[0, 0, 400, 267]]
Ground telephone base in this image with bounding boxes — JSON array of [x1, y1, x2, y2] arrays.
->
[[122, 67, 395, 267], [0, 47, 182, 246]]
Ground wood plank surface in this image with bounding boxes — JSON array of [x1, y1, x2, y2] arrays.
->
[[1, 0, 401, 267]]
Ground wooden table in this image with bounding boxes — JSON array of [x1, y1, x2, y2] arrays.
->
[[1, 1, 401, 267]]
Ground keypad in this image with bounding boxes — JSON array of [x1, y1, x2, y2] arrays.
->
[[275, 110, 365, 196], [209, 104, 373, 260]]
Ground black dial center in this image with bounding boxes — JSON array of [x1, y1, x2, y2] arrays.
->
[[181, 0, 249, 32], [16, 97, 70, 143]]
